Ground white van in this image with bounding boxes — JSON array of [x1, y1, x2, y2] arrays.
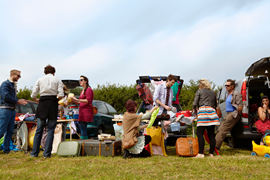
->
[[217, 57, 270, 148]]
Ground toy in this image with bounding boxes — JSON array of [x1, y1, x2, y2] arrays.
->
[[251, 134, 270, 158]]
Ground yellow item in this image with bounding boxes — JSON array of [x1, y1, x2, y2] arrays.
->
[[252, 141, 270, 157], [28, 126, 37, 149], [58, 99, 64, 106], [146, 127, 167, 156], [67, 93, 74, 103], [264, 136, 270, 146]]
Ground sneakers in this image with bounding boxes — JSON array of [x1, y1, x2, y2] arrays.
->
[[195, 154, 205, 158], [209, 154, 214, 157]]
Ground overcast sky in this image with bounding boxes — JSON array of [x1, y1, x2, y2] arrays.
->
[[1, 0, 270, 90]]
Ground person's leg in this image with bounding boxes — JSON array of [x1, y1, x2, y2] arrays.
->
[[31, 118, 46, 157], [196, 126, 206, 154], [3, 110, 16, 153], [43, 119, 57, 157], [215, 113, 240, 150], [135, 136, 152, 158], [261, 129, 270, 144], [79, 122, 88, 139], [206, 125, 216, 155]]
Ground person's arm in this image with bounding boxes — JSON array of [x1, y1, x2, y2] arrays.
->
[[1, 82, 18, 104], [192, 90, 200, 116], [258, 107, 267, 121], [31, 79, 40, 101], [236, 92, 243, 114], [138, 124, 148, 131], [57, 79, 64, 98]]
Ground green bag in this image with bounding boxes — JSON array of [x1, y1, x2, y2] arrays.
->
[[147, 107, 160, 128]]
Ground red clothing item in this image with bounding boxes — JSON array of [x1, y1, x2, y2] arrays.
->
[[78, 87, 94, 122], [255, 118, 270, 134]]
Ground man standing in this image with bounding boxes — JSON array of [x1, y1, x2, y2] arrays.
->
[[153, 74, 177, 115], [31, 65, 64, 158], [0, 70, 28, 154], [215, 79, 243, 150]]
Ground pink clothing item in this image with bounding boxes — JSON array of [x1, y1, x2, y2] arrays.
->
[[152, 145, 163, 155], [154, 81, 165, 85], [78, 87, 94, 122], [255, 118, 270, 134]]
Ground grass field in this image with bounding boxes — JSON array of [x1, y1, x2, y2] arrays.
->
[[0, 142, 270, 180]]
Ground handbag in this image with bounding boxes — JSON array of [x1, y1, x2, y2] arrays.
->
[[89, 103, 98, 115], [156, 113, 170, 121], [215, 95, 222, 118], [122, 136, 138, 149], [175, 136, 199, 157]]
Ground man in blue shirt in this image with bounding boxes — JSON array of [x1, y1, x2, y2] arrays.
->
[[0, 69, 28, 154], [215, 79, 243, 150]]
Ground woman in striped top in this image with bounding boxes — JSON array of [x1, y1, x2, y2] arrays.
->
[[193, 79, 220, 158]]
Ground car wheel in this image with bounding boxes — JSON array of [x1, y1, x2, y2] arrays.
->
[[251, 152, 257, 156], [264, 153, 270, 158]]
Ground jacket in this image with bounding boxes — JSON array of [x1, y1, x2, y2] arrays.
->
[[227, 90, 243, 118], [0, 80, 18, 108], [122, 112, 142, 142], [193, 88, 217, 109]]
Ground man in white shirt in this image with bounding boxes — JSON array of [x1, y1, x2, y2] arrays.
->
[[30, 65, 64, 158]]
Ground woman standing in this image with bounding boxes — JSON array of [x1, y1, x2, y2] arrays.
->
[[122, 100, 158, 158], [255, 95, 270, 145], [71, 75, 94, 139], [193, 79, 220, 158]]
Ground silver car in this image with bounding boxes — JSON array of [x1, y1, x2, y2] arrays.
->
[[217, 57, 270, 148]]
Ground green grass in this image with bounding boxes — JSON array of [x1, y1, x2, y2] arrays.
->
[[0, 143, 269, 180]]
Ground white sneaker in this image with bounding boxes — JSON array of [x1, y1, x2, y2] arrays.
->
[[208, 154, 214, 157], [195, 154, 204, 158]]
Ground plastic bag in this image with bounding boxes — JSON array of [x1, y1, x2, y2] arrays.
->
[[147, 107, 160, 128]]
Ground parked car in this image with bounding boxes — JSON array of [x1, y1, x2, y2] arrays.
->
[[135, 75, 187, 146], [217, 57, 270, 148], [62, 80, 117, 138]]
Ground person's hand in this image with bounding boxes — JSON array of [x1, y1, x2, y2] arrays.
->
[[164, 105, 171, 111], [150, 106, 159, 113], [70, 96, 78, 102], [18, 99, 28, 105], [263, 104, 268, 111], [33, 98, 39, 103]]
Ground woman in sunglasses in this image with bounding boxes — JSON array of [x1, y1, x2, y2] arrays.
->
[[71, 75, 94, 139]]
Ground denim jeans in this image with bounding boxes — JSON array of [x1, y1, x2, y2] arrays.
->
[[31, 118, 57, 157], [0, 108, 16, 153], [79, 121, 88, 139]]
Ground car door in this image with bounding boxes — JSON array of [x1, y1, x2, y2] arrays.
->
[[217, 85, 228, 123], [94, 101, 113, 133]]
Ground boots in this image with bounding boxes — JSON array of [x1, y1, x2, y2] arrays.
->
[[123, 149, 130, 159]]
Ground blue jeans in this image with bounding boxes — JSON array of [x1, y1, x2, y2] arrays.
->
[[79, 122, 88, 139], [0, 108, 16, 153], [31, 118, 57, 157]]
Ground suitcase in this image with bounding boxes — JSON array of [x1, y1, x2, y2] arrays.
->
[[77, 139, 100, 156], [175, 120, 199, 157], [57, 141, 81, 157], [100, 140, 122, 157], [77, 139, 122, 157]]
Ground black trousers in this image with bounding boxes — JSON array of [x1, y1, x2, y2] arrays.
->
[[197, 126, 215, 154], [129, 135, 151, 158]]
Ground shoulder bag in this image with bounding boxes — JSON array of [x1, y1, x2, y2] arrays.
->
[[215, 95, 222, 118], [122, 136, 138, 149], [89, 103, 98, 115]]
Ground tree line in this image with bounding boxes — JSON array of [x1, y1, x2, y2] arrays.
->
[[16, 79, 222, 113]]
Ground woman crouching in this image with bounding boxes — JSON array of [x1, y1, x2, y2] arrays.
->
[[122, 100, 158, 158]]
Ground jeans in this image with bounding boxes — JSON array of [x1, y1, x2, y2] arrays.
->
[[31, 118, 57, 157], [0, 108, 16, 153], [79, 121, 88, 139]]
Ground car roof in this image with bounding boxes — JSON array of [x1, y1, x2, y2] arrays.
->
[[245, 57, 270, 77]]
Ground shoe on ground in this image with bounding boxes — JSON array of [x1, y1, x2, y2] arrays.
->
[[30, 155, 38, 158], [43, 156, 51, 159], [195, 154, 204, 158], [123, 149, 130, 159], [208, 154, 214, 157]]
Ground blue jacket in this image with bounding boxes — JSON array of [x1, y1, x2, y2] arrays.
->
[[0, 80, 18, 108]]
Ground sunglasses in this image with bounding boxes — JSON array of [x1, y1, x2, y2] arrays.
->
[[225, 85, 231, 87], [79, 79, 85, 82], [17, 75, 21, 78]]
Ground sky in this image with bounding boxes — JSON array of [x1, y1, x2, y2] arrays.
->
[[1, 0, 270, 90]]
